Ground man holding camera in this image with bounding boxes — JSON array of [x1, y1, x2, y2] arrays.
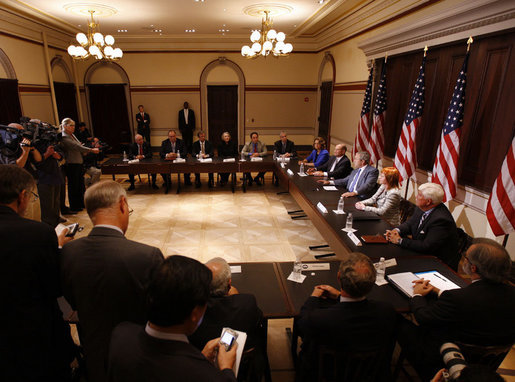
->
[[0, 165, 74, 381], [398, 238, 515, 381], [0, 123, 42, 168]]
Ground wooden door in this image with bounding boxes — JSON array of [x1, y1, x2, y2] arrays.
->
[[54, 82, 78, 124], [207, 85, 238, 150], [318, 81, 333, 144]]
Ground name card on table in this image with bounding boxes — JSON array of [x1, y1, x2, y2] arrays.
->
[[287, 169, 294, 176], [198, 158, 212, 163], [128, 159, 139, 164], [277, 157, 290, 162], [347, 231, 362, 246], [230, 265, 242, 274], [297, 172, 308, 177], [323, 186, 338, 191], [373, 258, 397, 269], [173, 158, 186, 163], [250, 157, 263, 162], [223, 158, 236, 162], [303, 263, 330, 271], [317, 202, 328, 214]]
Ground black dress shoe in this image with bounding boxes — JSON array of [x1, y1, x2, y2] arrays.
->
[[152, 183, 159, 190], [195, 182, 201, 188], [254, 177, 262, 186], [128, 184, 135, 191]]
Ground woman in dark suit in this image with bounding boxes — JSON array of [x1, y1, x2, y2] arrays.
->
[[217, 131, 238, 186], [299, 136, 329, 168]]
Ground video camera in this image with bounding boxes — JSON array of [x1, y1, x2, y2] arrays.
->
[[0, 116, 61, 157]]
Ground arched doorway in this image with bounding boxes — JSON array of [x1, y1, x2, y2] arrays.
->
[[200, 57, 245, 148], [0, 48, 21, 125], [84, 62, 132, 153], [51, 56, 78, 124], [317, 52, 336, 146]]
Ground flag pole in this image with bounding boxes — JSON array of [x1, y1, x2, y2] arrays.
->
[[404, 179, 409, 199], [502, 234, 509, 247]]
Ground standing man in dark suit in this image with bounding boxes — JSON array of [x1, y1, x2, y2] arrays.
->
[[274, 131, 296, 157], [61, 180, 164, 382], [59, 118, 99, 213], [0, 165, 75, 382], [308, 143, 351, 180], [128, 134, 158, 190], [108, 255, 237, 382], [192, 131, 214, 188], [160, 129, 190, 193], [178, 101, 195, 154], [189, 257, 263, 353], [397, 238, 515, 381], [385, 182, 460, 270], [135, 105, 151, 143], [297, 252, 396, 381]]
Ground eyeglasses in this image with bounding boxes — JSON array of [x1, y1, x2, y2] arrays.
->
[[30, 191, 39, 203], [128, 206, 134, 215]]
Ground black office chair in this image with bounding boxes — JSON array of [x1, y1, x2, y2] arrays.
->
[[316, 345, 393, 382], [399, 199, 416, 224], [454, 341, 513, 370]]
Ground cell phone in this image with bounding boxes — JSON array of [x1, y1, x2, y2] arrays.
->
[[65, 223, 80, 237], [220, 328, 238, 351]]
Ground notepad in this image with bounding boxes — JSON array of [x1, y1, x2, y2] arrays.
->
[[323, 186, 338, 191], [387, 270, 460, 297], [223, 158, 236, 162]]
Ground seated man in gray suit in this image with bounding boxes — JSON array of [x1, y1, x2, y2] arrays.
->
[[318, 151, 378, 199], [307, 143, 352, 180], [61, 180, 164, 382]]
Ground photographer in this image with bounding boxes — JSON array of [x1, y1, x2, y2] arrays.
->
[[0, 123, 42, 168], [59, 118, 99, 212]]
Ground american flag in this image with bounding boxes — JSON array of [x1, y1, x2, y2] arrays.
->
[[370, 60, 387, 165], [353, 67, 373, 158], [394, 56, 426, 182], [486, 136, 515, 236], [432, 52, 469, 202]]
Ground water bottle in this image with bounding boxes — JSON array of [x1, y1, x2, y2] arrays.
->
[[337, 196, 345, 214], [293, 256, 303, 278], [273, 150, 277, 160], [177, 151, 181, 159], [375, 257, 386, 282], [122, 151, 128, 161], [241, 152, 245, 161], [346, 212, 353, 230], [300, 162, 305, 175]]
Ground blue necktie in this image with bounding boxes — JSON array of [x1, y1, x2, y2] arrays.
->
[[349, 168, 362, 192]]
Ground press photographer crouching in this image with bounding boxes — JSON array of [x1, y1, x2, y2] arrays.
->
[[0, 121, 43, 169]]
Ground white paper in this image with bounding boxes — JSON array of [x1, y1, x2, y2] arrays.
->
[[223, 158, 235, 162], [387, 272, 419, 297], [281, 163, 286, 168], [375, 278, 389, 286], [173, 158, 186, 163], [55, 223, 68, 236], [230, 265, 242, 274], [277, 157, 290, 162], [297, 172, 308, 177], [332, 210, 346, 214], [316, 202, 328, 214], [221, 328, 247, 377], [303, 263, 330, 271], [250, 157, 263, 162], [414, 270, 461, 292], [287, 272, 307, 283], [128, 159, 139, 164], [198, 158, 212, 163], [287, 169, 294, 176], [347, 231, 362, 246], [323, 186, 338, 191], [384, 258, 397, 268], [342, 227, 357, 233]]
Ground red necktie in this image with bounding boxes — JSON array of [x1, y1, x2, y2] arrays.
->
[[253, 143, 257, 153], [139, 144, 143, 156]]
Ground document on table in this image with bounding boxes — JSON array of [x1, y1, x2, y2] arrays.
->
[[250, 157, 263, 161], [223, 158, 236, 162], [230, 265, 242, 274], [387, 271, 460, 298], [323, 186, 338, 191], [297, 172, 308, 177]]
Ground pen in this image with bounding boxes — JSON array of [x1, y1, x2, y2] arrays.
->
[[433, 273, 448, 282]]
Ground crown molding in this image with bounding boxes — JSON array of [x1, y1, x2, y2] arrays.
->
[[358, 0, 515, 59]]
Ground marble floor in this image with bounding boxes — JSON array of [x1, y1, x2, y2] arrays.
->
[[65, 173, 514, 382]]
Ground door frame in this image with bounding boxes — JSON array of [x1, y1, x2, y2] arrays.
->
[[316, 52, 336, 147], [200, 57, 246, 145]]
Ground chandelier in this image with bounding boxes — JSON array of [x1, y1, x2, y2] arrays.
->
[[67, 10, 123, 61], [241, 11, 293, 58]]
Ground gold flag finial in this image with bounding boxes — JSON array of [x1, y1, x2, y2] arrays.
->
[[424, 45, 428, 57], [385, 52, 388, 63], [467, 36, 473, 52]]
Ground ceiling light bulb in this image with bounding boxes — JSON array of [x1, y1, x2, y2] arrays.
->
[[105, 35, 115, 45], [251, 42, 261, 53], [67, 45, 77, 56], [241, 46, 251, 56], [276, 32, 285, 42], [114, 48, 123, 58], [267, 29, 277, 40], [284, 43, 293, 53], [76, 33, 88, 45], [250, 30, 261, 42], [275, 41, 285, 51], [263, 41, 273, 51], [104, 46, 114, 56], [93, 33, 104, 45]]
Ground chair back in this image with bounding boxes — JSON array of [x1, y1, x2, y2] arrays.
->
[[455, 341, 512, 370], [317, 345, 392, 382], [399, 199, 416, 224]]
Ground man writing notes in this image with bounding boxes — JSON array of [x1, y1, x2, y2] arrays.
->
[[160, 129, 190, 193], [192, 131, 214, 188], [135, 105, 151, 143], [178, 101, 195, 154], [128, 134, 158, 190], [317, 151, 378, 200], [385, 182, 460, 270], [307, 143, 351, 180], [398, 239, 515, 381]]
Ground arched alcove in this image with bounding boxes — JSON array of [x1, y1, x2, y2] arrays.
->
[[50, 56, 73, 82], [0, 48, 16, 79], [200, 57, 245, 145], [316, 52, 336, 146]]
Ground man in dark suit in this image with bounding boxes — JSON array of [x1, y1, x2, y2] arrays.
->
[[297, 252, 396, 381], [398, 238, 515, 381], [178, 101, 195, 154], [273, 131, 296, 157], [61, 180, 164, 382], [135, 105, 151, 142], [192, 131, 214, 188], [0, 165, 75, 382], [128, 134, 158, 190], [108, 255, 237, 382], [308, 143, 351, 180], [386, 182, 460, 269], [160, 129, 190, 193], [189, 257, 263, 352], [318, 151, 378, 199]]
